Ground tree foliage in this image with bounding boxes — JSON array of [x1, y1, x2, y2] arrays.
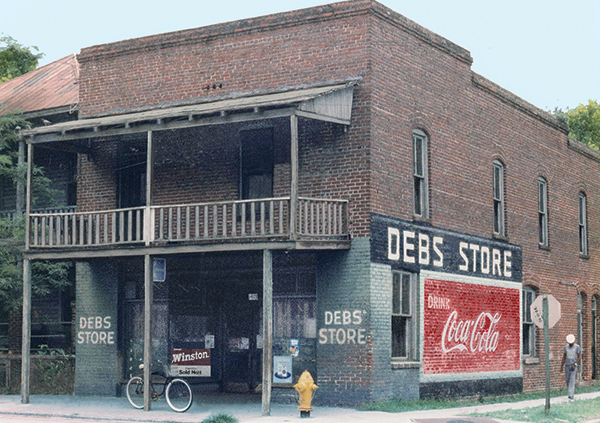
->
[[554, 100, 600, 150], [567, 100, 600, 150], [0, 115, 71, 313], [0, 36, 44, 83]]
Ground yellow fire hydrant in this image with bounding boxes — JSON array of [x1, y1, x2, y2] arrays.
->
[[293, 370, 318, 418]]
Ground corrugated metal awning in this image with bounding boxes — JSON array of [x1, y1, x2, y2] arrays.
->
[[22, 81, 356, 144]]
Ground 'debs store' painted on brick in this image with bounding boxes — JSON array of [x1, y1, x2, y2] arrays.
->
[[370, 213, 522, 282]]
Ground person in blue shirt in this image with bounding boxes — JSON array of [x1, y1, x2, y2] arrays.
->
[[561, 334, 581, 400]]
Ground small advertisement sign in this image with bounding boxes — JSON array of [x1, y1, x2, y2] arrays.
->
[[153, 258, 166, 282], [273, 355, 293, 384], [422, 275, 521, 378], [170, 348, 211, 377]]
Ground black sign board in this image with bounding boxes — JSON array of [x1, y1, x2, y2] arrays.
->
[[371, 213, 522, 283]]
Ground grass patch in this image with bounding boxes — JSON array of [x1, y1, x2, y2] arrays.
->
[[358, 384, 600, 414], [476, 396, 600, 423], [200, 413, 238, 423]]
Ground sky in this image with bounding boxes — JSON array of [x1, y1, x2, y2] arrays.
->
[[2, 0, 599, 112]]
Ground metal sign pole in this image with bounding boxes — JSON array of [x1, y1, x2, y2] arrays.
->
[[544, 296, 550, 414]]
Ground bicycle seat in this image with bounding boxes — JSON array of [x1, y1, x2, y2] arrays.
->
[[138, 360, 169, 377]]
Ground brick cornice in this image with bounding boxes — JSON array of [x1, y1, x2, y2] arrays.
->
[[369, 1, 472, 65], [78, 0, 472, 67], [472, 72, 569, 134], [78, 1, 373, 63]]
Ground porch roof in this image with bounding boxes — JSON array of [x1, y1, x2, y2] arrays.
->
[[21, 81, 357, 144]]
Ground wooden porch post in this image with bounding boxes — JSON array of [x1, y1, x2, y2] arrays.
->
[[290, 115, 299, 239], [145, 131, 154, 245], [20, 258, 32, 404], [24, 143, 33, 250], [21, 142, 34, 403], [16, 141, 25, 215], [262, 249, 273, 416], [143, 254, 153, 411]]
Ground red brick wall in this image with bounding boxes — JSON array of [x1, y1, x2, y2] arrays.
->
[[367, 4, 600, 391], [77, 140, 118, 212], [77, 3, 371, 119]]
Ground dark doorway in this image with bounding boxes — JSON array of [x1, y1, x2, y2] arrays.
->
[[240, 128, 274, 200], [118, 139, 146, 209]]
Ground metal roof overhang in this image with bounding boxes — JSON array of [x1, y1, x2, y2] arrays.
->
[[21, 82, 356, 144]]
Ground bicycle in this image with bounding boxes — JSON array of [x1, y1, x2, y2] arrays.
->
[[126, 360, 193, 412]]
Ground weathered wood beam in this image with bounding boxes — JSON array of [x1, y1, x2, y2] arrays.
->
[[262, 249, 273, 416], [143, 254, 153, 411], [26, 108, 297, 144], [20, 258, 31, 404], [290, 115, 299, 239]]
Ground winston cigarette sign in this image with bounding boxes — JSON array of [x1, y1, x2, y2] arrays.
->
[[171, 348, 211, 377], [422, 276, 521, 376]]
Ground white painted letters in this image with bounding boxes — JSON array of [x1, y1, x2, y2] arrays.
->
[[403, 231, 416, 264], [388, 228, 401, 260], [441, 310, 501, 354], [78, 315, 115, 345], [319, 309, 366, 345]]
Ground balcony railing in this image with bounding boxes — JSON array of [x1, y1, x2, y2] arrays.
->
[[28, 197, 348, 249], [2, 207, 77, 239]]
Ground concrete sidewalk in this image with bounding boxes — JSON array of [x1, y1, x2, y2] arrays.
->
[[0, 391, 598, 423]]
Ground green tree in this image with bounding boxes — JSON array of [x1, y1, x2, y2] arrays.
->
[[554, 100, 600, 150], [0, 35, 44, 83], [567, 100, 600, 150], [0, 115, 71, 315]]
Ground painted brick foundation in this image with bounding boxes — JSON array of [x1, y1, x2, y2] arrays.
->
[[75, 261, 120, 396], [316, 238, 372, 405]]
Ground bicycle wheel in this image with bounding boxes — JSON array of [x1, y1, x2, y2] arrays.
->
[[165, 378, 193, 412], [126, 376, 144, 409]]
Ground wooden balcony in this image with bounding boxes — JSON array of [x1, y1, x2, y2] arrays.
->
[[27, 197, 349, 255]]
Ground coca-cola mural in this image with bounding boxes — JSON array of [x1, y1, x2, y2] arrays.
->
[[422, 276, 521, 375], [370, 213, 522, 380]]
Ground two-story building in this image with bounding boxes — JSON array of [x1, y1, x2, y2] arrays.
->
[[17, 0, 600, 407]]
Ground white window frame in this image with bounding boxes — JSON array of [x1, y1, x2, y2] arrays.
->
[[522, 286, 536, 357], [538, 178, 548, 247], [392, 271, 417, 360], [579, 192, 588, 255], [413, 130, 428, 219]]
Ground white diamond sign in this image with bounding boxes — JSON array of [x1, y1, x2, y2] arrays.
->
[[530, 294, 561, 329]]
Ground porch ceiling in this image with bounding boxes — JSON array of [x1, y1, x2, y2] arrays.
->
[[21, 81, 357, 144]]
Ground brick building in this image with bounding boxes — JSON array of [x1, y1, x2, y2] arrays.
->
[[18, 0, 599, 406]]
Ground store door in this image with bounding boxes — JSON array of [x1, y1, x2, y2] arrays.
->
[[221, 281, 262, 393]]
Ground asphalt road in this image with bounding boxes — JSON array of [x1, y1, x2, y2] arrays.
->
[[2, 416, 106, 423]]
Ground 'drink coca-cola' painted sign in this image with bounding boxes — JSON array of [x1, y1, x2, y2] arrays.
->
[[422, 276, 521, 376]]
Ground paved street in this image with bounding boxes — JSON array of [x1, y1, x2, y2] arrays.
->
[[1, 416, 107, 423], [1, 391, 599, 423]]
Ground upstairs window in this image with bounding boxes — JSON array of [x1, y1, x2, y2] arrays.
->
[[538, 178, 548, 247], [413, 130, 428, 219], [493, 160, 505, 237], [240, 128, 274, 200], [579, 192, 588, 255], [392, 271, 416, 359]]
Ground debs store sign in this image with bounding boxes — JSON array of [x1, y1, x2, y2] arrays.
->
[[371, 213, 522, 379]]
